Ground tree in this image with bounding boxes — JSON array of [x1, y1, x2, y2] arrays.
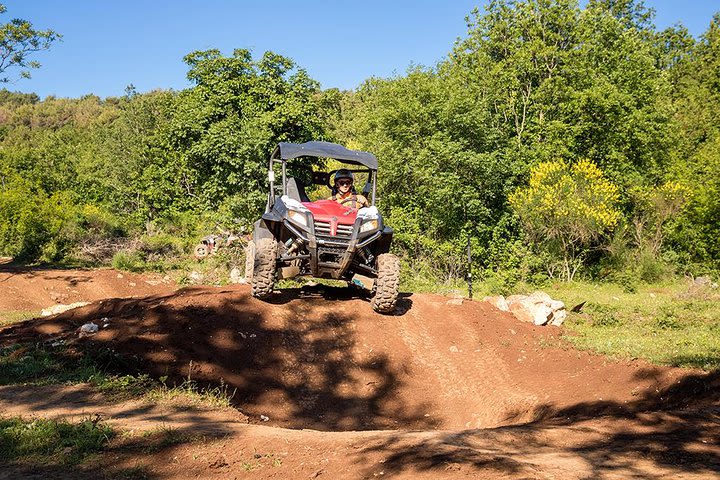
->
[[0, 4, 61, 82], [340, 0, 675, 282], [159, 49, 325, 222], [665, 14, 720, 270], [629, 182, 688, 257], [510, 159, 621, 280]]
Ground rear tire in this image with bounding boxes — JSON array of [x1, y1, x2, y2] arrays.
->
[[251, 238, 277, 299], [371, 253, 400, 314]]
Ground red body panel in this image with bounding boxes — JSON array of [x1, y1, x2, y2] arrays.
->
[[302, 200, 358, 226]]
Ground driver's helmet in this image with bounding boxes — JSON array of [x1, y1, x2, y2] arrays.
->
[[334, 169, 354, 184]]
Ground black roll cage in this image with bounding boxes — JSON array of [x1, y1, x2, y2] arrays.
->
[[267, 142, 378, 208]]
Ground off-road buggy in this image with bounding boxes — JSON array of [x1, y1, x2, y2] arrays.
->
[[247, 141, 400, 313]]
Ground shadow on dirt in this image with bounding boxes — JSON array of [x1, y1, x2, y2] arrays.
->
[[266, 283, 414, 315], [2, 285, 718, 478], [499, 368, 720, 425], [0, 287, 431, 432], [0, 261, 92, 274], [357, 371, 720, 478]]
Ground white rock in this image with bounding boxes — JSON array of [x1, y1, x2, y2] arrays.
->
[[506, 294, 526, 305], [79, 322, 99, 337], [260, 415, 270, 422], [449, 345, 459, 353], [483, 295, 509, 312], [505, 291, 564, 326], [550, 309, 567, 326], [189, 271, 203, 282], [549, 299, 565, 311], [508, 298, 537, 324], [80, 322, 98, 333], [40, 302, 90, 317], [446, 297, 463, 306], [229, 267, 247, 284], [531, 303, 554, 325], [529, 291, 553, 303]]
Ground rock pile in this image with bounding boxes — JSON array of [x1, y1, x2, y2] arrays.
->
[[483, 292, 567, 326]]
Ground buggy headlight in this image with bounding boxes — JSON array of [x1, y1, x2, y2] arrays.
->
[[287, 209, 308, 227], [359, 219, 378, 233]]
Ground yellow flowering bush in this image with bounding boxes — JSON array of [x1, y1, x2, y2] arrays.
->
[[510, 159, 621, 280]]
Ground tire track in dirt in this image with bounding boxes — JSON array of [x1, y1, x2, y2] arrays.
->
[[391, 297, 539, 429]]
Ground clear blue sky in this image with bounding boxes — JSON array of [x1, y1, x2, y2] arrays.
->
[[2, 1, 718, 99]]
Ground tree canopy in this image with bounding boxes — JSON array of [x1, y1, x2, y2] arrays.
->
[[0, 0, 718, 283]]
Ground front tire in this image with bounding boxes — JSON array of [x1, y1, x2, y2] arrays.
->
[[251, 238, 277, 299], [371, 253, 400, 314]]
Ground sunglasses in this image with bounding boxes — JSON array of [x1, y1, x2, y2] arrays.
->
[[337, 180, 353, 186]]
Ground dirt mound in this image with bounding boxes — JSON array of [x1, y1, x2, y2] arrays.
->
[[0, 264, 175, 313], [2, 284, 717, 432]]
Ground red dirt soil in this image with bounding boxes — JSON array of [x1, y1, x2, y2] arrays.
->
[[0, 264, 174, 312], [0, 268, 718, 479]]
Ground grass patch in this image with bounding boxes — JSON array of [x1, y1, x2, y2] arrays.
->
[[0, 416, 114, 466], [117, 425, 205, 455], [546, 281, 720, 370], [0, 343, 236, 408], [144, 377, 236, 409], [405, 275, 719, 370], [0, 343, 111, 386]]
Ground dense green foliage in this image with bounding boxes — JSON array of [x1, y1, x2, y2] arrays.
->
[[0, 50, 324, 263], [338, 0, 720, 283], [0, 0, 718, 286]]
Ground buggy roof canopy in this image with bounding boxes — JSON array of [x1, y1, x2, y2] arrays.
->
[[276, 141, 378, 170]]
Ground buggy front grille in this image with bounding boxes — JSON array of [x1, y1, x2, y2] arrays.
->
[[314, 220, 354, 239]]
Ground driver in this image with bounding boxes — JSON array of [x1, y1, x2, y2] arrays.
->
[[329, 169, 369, 209]]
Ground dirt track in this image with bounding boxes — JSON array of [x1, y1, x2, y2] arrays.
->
[[0, 267, 718, 478]]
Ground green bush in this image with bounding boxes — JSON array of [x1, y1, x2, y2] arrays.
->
[[111, 250, 146, 272], [0, 180, 81, 262]]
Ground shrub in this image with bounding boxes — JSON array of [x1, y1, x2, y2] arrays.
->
[[0, 179, 80, 262], [111, 250, 146, 272], [510, 159, 621, 281]]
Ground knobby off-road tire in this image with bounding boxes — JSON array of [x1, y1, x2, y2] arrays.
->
[[371, 253, 400, 314], [251, 238, 277, 299]]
